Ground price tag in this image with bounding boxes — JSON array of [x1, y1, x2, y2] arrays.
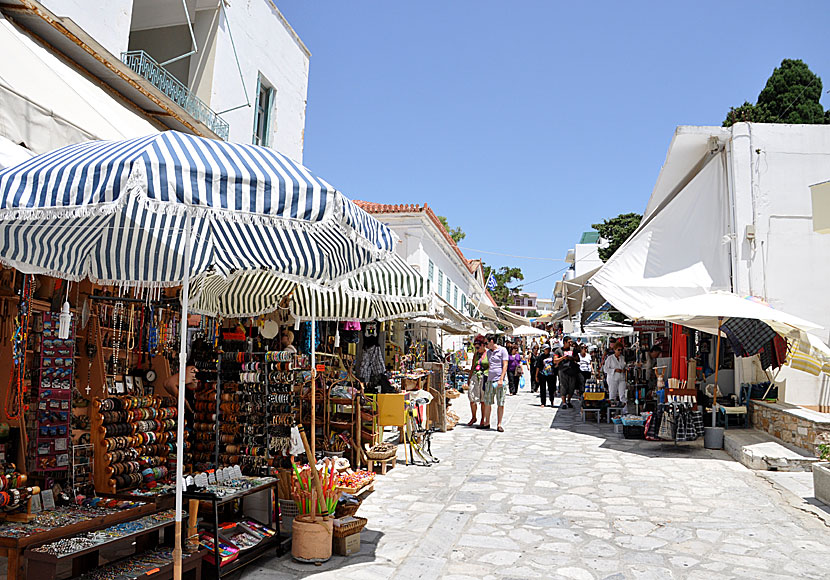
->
[[216, 469, 226, 483], [195, 473, 209, 488], [232, 465, 243, 479], [185, 475, 195, 488], [207, 472, 216, 485], [41, 489, 55, 510], [30, 493, 42, 513], [316, 364, 325, 372]]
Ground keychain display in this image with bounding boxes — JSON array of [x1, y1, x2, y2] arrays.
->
[[33, 312, 74, 472]]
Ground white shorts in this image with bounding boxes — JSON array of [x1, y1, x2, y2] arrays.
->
[[468, 374, 485, 403]]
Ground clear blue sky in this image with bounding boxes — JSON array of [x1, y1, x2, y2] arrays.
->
[[277, 1, 829, 300]]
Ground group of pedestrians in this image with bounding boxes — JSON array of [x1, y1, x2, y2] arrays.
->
[[529, 336, 596, 409], [464, 332, 607, 428], [465, 334, 527, 432]]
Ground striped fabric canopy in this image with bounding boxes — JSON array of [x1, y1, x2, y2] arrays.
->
[[0, 132, 397, 287], [190, 253, 432, 321]]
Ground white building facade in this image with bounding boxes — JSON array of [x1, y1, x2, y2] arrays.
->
[[354, 202, 491, 350], [3, 0, 308, 161]]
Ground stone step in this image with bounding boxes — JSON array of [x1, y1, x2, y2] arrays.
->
[[724, 429, 819, 472]]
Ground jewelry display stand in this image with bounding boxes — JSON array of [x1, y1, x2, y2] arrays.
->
[[90, 396, 177, 494]]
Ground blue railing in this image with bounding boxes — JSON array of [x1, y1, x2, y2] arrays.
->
[[121, 50, 230, 141]]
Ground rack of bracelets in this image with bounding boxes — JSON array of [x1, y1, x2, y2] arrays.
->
[[214, 351, 302, 477], [90, 396, 177, 494]]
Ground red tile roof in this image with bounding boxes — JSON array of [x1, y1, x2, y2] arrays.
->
[[355, 200, 471, 272]]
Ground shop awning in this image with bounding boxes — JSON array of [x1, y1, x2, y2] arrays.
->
[[0, 14, 158, 154], [189, 253, 432, 321], [590, 153, 731, 319], [495, 306, 530, 329]]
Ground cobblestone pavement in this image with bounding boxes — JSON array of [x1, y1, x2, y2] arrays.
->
[[243, 390, 830, 580]]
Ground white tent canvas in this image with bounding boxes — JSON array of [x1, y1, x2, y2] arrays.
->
[[590, 153, 731, 319]]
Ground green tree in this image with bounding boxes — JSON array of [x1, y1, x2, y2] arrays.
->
[[482, 264, 524, 307], [527, 309, 540, 318], [723, 59, 828, 127], [591, 213, 642, 261], [437, 215, 466, 244]]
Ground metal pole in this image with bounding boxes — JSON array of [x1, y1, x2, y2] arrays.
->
[[173, 216, 193, 580], [712, 317, 723, 428], [310, 305, 316, 459]]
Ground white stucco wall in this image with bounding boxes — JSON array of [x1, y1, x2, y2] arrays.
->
[[573, 243, 603, 278], [728, 123, 830, 407], [41, 0, 134, 56], [208, 1, 308, 160]]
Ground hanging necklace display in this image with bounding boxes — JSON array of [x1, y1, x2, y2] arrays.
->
[[112, 301, 125, 377], [147, 306, 158, 354], [5, 275, 33, 421], [85, 309, 98, 395]]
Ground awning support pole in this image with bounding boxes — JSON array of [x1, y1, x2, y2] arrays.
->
[[173, 216, 193, 580], [310, 305, 316, 458]]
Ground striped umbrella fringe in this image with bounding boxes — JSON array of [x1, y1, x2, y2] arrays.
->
[[189, 254, 432, 321], [0, 132, 397, 287]]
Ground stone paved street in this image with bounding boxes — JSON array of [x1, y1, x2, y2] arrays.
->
[[244, 390, 830, 580]]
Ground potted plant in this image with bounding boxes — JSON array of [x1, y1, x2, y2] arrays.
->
[[814, 443, 830, 506]]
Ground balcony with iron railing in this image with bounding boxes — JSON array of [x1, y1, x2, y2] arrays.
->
[[121, 50, 230, 141]]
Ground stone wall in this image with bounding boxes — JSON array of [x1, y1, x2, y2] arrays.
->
[[749, 400, 830, 455]]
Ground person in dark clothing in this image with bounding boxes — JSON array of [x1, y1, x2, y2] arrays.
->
[[554, 336, 580, 409], [534, 345, 557, 407], [529, 344, 540, 393]]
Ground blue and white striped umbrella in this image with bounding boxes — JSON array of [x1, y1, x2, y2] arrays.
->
[[0, 131, 397, 288], [189, 252, 432, 321]]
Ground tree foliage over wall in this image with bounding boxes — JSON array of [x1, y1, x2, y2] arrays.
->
[[591, 213, 642, 262], [482, 264, 524, 307], [724, 59, 828, 127]]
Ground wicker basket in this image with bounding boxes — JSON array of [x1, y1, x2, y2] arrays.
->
[[366, 445, 397, 460], [332, 516, 368, 538], [278, 499, 299, 533], [335, 500, 362, 519]]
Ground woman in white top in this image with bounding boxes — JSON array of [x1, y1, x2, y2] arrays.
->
[[577, 344, 593, 387], [602, 343, 627, 403]]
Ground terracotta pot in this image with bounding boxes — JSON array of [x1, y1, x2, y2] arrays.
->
[[291, 515, 333, 563]]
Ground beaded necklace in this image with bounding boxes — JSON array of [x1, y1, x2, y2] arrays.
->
[[112, 301, 125, 376], [5, 275, 33, 421]]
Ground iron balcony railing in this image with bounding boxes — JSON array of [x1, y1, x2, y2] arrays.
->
[[121, 50, 230, 141]]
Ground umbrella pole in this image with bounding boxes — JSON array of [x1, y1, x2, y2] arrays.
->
[[712, 317, 723, 428], [310, 306, 316, 459], [173, 216, 193, 580]]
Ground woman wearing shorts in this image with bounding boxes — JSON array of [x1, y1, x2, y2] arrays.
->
[[466, 335, 489, 426]]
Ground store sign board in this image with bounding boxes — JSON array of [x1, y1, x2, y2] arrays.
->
[[634, 320, 667, 333]]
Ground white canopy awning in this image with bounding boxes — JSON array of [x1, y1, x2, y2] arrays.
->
[[0, 14, 157, 153], [0, 135, 32, 169], [591, 153, 731, 319]]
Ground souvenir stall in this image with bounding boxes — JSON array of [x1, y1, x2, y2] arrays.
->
[[0, 132, 406, 578], [619, 292, 826, 448]]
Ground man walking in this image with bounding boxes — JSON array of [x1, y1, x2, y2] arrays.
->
[[535, 344, 556, 407], [483, 334, 509, 432]]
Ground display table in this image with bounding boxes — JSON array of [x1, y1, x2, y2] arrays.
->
[[25, 509, 179, 579], [183, 478, 281, 579], [0, 502, 154, 580]]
